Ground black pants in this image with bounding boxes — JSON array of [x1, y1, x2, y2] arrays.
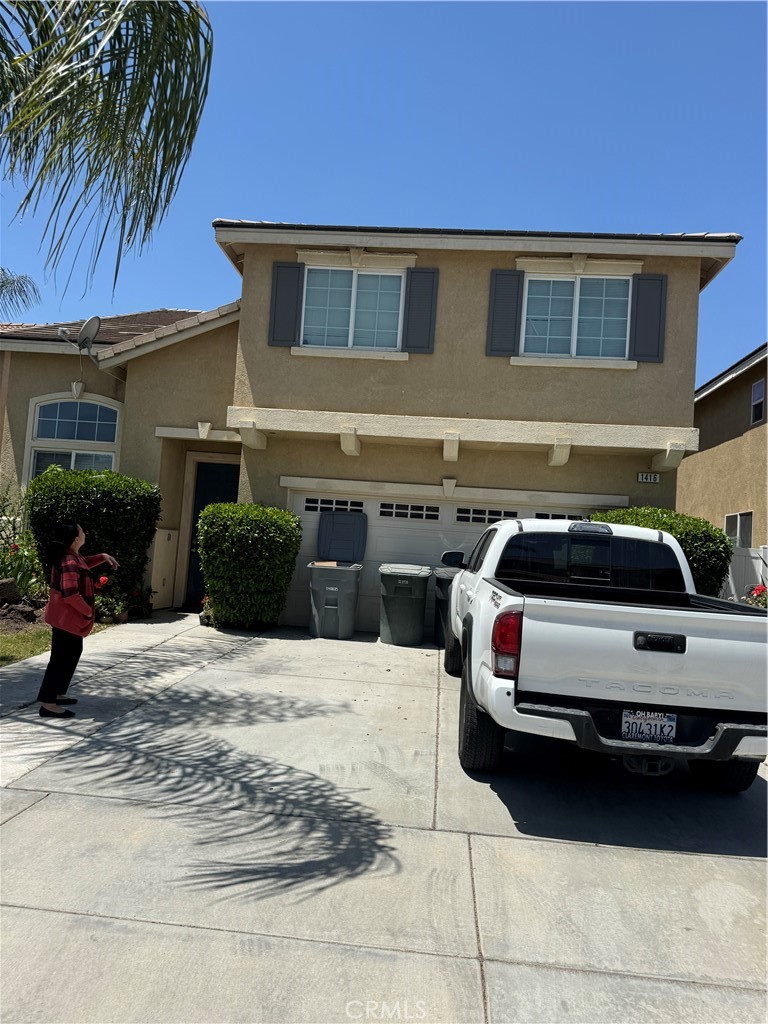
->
[[37, 628, 84, 703]]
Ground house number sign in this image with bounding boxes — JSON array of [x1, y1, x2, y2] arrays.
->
[[637, 473, 661, 484]]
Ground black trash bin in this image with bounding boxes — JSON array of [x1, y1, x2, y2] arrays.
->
[[309, 511, 367, 640], [433, 567, 460, 646], [379, 564, 432, 646]]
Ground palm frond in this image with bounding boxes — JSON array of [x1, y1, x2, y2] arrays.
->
[[0, 2, 213, 289], [0, 267, 41, 318]]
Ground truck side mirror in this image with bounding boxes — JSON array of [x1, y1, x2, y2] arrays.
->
[[441, 550, 466, 569]]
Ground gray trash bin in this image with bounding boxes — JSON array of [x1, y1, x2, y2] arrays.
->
[[379, 563, 432, 646], [433, 567, 460, 646], [309, 511, 367, 640]]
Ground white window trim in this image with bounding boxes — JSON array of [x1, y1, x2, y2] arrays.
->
[[290, 346, 409, 361], [299, 266, 406, 352], [520, 273, 633, 361], [724, 511, 753, 549], [297, 248, 417, 270], [23, 392, 123, 486], [751, 379, 765, 424]]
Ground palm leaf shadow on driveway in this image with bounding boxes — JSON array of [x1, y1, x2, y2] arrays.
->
[[49, 685, 401, 902]]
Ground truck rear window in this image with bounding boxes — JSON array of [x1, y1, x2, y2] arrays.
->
[[494, 534, 687, 592]]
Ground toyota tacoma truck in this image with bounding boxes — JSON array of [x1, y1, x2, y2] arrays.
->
[[441, 519, 767, 792]]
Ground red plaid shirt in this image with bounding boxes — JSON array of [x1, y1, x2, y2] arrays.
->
[[45, 552, 108, 637]]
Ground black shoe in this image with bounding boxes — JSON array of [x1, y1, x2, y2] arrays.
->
[[55, 698, 78, 705], [39, 706, 75, 718]]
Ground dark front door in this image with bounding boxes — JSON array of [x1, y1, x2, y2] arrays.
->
[[184, 461, 240, 608]]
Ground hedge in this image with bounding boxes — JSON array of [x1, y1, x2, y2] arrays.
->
[[197, 503, 302, 628], [24, 467, 162, 613], [591, 506, 732, 596]]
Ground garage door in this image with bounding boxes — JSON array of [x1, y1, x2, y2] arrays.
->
[[282, 491, 587, 634]]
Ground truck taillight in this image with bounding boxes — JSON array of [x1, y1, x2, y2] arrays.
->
[[492, 611, 522, 679]]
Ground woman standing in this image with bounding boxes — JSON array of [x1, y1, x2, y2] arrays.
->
[[37, 522, 119, 718]]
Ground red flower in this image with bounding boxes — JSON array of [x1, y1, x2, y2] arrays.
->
[[753, 584, 767, 596], [95, 575, 109, 590], [10, 543, 19, 552]]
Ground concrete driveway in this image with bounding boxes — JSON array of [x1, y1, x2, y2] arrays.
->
[[1, 613, 765, 1024]]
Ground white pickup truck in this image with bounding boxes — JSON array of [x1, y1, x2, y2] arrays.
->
[[442, 519, 767, 793]]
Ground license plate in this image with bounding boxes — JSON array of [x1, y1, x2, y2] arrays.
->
[[621, 710, 677, 744]]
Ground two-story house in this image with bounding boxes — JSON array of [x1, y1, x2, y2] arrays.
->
[[1, 222, 741, 628], [676, 343, 767, 597]]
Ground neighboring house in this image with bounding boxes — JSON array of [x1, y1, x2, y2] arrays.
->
[[676, 343, 767, 597], [0, 223, 741, 628]]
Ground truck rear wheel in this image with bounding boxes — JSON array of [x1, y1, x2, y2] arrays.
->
[[458, 663, 505, 771], [443, 625, 463, 677], [688, 759, 760, 794]]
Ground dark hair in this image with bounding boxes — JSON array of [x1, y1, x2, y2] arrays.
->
[[47, 522, 80, 565]]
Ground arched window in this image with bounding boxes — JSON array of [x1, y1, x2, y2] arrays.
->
[[26, 396, 121, 480]]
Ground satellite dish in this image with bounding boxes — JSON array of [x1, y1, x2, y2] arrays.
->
[[77, 315, 101, 353]]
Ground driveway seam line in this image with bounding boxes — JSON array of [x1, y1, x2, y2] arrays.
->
[[0, 901, 481, 963], [466, 836, 490, 1024], [432, 651, 441, 830], [0, 790, 49, 825], [3, 784, 765, 863]]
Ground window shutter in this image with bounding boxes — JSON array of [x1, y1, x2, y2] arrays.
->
[[486, 270, 524, 356], [268, 262, 305, 347], [629, 274, 667, 363], [402, 268, 439, 354]]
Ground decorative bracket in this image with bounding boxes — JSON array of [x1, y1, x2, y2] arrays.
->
[[651, 442, 686, 472], [548, 437, 572, 467], [239, 422, 267, 449], [443, 431, 460, 462], [442, 478, 457, 497], [197, 421, 212, 439], [340, 428, 361, 456]]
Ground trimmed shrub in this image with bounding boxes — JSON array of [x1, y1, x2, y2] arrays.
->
[[197, 503, 302, 628], [591, 506, 732, 596], [0, 485, 47, 599], [24, 468, 162, 611]]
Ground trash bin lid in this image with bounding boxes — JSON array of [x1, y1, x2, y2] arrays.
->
[[433, 567, 461, 579], [379, 563, 432, 577], [317, 511, 367, 562]]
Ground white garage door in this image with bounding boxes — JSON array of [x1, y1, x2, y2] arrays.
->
[[282, 491, 587, 634]]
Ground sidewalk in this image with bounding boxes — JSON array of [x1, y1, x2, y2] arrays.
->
[[1, 613, 765, 1023]]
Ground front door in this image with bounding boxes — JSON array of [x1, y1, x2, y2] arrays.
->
[[184, 461, 240, 608]]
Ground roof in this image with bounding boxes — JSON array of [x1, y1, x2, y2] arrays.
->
[[695, 343, 767, 402], [212, 220, 743, 244], [213, 220, 741, 291], [0, 309, 202, 346], [96, 300, 240, 367]]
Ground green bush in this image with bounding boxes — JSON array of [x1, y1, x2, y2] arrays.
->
[[591, 506, 732, 596], [24, 468, 162, 612], [197, 503, 302, 628], [0, 486, 47, 599]]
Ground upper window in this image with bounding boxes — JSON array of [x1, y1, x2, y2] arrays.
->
[[751, 379, 765, 424], [301, 268, 405, 350], [724, 512, 753, 549], [522, 276, 631, 359], [29, 399, 119, 481]]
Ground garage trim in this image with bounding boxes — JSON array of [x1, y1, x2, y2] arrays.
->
[[280, 475, 629, 509]]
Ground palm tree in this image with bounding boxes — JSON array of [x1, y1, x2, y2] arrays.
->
[[0, 2, 213, 289], [0, 268, 41, 319]]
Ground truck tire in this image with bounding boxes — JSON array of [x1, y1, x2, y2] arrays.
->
[[443, 624, 463, 677], [688, 759, 760, 794], [458, 662, 505, 771]]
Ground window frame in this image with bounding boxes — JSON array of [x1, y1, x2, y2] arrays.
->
[[299, 266, 407, 351], [751, 379, 765, 425], [724, 512, 753, 549], [23, 392, 122, 486], [520, 273, 633, 360]]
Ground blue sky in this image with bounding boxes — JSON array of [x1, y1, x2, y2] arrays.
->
[[2, 0, 765, 386]]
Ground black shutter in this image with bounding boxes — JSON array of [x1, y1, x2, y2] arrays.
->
[[402, 268, 438, 354], [629, 274, 667, 363], [486, 270, 524, 356], [268, 262, 305, 347]]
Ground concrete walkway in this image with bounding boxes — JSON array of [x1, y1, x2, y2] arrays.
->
[[1, 613, 765, 1024]]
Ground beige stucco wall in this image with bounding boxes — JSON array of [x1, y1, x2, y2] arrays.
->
[[235, 245, 700, 429], [694, 359, 767, 450], [118, 323, 239, 525], [0, 351, 125, 495], [677, 418, 767, 547], [239, 438, 677, 512]]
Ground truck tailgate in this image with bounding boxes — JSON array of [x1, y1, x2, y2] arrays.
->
[[516, 597, 767, 714]]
